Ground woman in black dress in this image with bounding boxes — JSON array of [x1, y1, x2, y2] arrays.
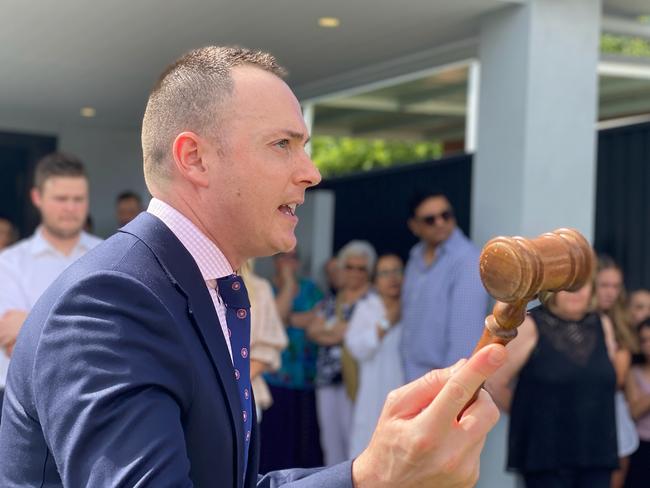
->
[[487, 281, 619, 488]]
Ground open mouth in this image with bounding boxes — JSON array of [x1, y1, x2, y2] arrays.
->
[[278, 203, 298, 217]]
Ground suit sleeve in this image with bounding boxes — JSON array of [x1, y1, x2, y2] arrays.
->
[[32, 271, 195, 487], [257, 461, 353, 487]]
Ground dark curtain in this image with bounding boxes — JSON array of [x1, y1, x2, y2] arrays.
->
[[316, 154, 473, 261], [595, 121, 650, 290], [0, 131, 57, 238]]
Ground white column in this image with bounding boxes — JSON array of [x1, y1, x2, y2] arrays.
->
[[465, 60, 480, 153], [472, 0, 602, 246], [300, 102, 334, 284], [302, 102, 315, 156], [472, 2, 602, 487]]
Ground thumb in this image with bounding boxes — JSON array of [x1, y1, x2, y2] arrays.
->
[[381, 358, 467, 419], [421, 344, 507, 428]]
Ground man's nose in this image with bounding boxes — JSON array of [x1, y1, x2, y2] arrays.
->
[[299, 154, 322, 188]]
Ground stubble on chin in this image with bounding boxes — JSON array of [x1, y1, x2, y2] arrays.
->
[[43, 222, 84, 240]]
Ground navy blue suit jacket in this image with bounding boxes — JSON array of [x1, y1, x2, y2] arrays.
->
[[0, 213, 352, 487]]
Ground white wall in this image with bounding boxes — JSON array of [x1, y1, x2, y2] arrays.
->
[[0, 116, 145, 238]]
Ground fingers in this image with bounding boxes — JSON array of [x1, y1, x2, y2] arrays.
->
[[381, 358, 466, 418], [419, 344, 506, 431], [457, 389, 500, 442]]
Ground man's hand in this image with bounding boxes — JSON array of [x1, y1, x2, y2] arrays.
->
[[0, 309, 28, 354], [352, 344, 506, 488]]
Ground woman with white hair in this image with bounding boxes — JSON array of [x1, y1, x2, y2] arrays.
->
[[345, 253, 405, 459], [307, 240, 375, 466]]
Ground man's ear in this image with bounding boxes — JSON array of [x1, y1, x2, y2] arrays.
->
[[172, 131, 212, 188], [407, 218, 419, 238], [30, 187, 42, 210]]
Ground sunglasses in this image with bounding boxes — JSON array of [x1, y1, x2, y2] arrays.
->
[[345, 264, 368, 273], [417, 209, 454, 226]]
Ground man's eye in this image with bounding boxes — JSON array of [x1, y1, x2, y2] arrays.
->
[[276, 139, 290, 149]]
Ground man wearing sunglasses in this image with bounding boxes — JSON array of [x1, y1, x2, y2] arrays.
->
[[401, 192, 490, 383]]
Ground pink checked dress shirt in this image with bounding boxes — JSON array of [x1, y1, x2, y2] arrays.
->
[[147, 198, 234, 362]]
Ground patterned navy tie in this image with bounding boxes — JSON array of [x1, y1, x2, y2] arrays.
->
[[216, 274, 252, 478]]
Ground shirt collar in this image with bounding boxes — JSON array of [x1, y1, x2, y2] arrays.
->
[[147, 198, 234, 282], [438, 227, 462, 253], [77, 231, 98, 250], [29, 227, 95, 257], [412, 227, 462, 266]]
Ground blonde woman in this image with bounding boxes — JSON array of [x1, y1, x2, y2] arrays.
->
[[593, 256, 640, 488], [628, 289, 650, 329]]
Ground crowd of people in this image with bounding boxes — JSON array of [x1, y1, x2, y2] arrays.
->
[[0, 48, 648, 488], [0, 153, 144, 409], [486, 254, 650, 488], [254, 192, 650, 488], [254, 191, 490, 472], [0, 160, 495, 473], [2, 151, 650, 488], [3, 151, 650, 487]]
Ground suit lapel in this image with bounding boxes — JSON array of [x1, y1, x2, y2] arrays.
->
[[120, 213, 245, 484]]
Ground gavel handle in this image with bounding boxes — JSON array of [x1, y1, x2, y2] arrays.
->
[[456, 302, 526, 420]]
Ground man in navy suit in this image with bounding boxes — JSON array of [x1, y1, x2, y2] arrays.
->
[[0, 46, 506, 487]]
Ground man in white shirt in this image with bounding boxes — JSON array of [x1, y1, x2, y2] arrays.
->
[[0, 152, 102, 402]]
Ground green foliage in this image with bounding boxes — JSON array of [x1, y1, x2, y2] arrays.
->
[[601, 33, 650, 58], [310, 33, 650, 178], [311, 136, 443, 177]]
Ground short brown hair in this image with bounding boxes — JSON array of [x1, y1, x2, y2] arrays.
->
[[141, 45, 287, 188], [33, 152, 86, 190]]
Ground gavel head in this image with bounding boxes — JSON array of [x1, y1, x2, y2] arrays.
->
[[479, 228, 594, 304]]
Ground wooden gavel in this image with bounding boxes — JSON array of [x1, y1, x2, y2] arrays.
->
[[460, 228, 593, 418], [474, 227, 593, 351]]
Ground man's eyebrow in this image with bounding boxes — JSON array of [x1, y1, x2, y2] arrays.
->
[[279, 130, 310, 145]]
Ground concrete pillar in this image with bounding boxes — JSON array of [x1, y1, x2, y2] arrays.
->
[[472, 0, 602, 246], [472, 2, 602, 487], [296, 189, 335, 286]]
